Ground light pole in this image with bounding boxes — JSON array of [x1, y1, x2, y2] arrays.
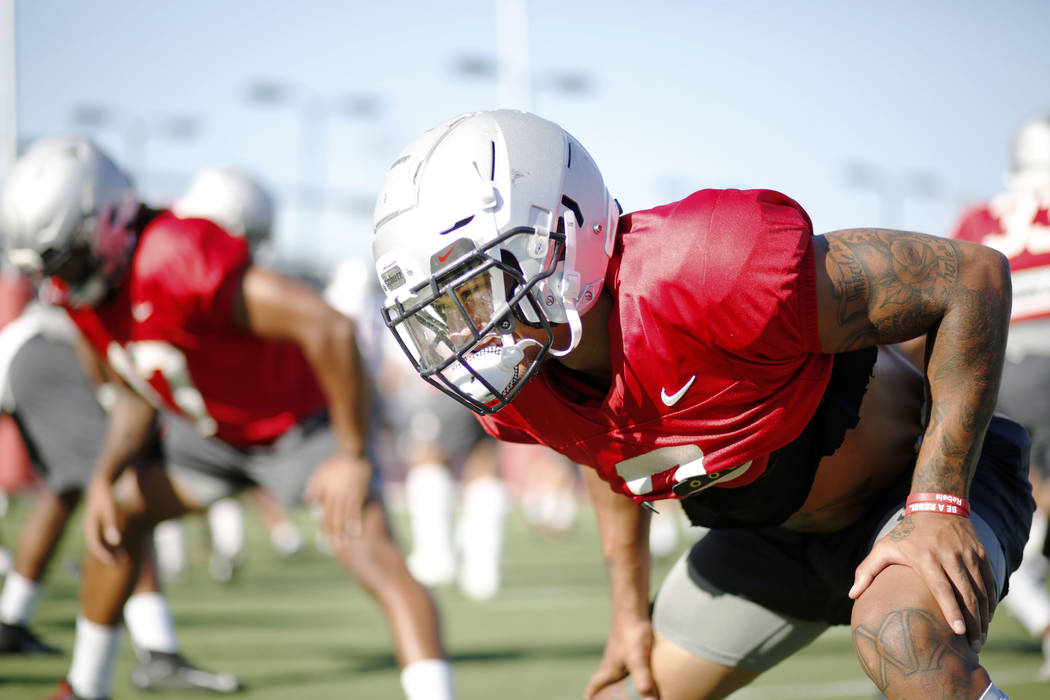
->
[[453, 0, 595, 109], [243, 79, 382, 264], [1, 0, 16, 176]]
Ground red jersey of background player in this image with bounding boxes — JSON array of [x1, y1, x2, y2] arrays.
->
[[951, 188, 1050, 324], [65, 213, 327, 448], [479, 189, 834, 504]]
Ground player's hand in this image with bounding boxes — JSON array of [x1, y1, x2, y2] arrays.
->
[[584, 613, 658, 700], [304, 452, 373, 547], [849, 512, 995, 651], [83, 475, 124, 566]]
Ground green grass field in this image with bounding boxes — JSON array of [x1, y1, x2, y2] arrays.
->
[[0, 493, 1047, 700]]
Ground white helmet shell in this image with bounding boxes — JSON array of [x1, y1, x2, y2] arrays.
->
[[371, 110, 619, 413], [374, 110, 618, 335], [173, 165, 275, 250], [0, 136, 138, 306]]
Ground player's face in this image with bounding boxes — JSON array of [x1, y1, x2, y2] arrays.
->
[[44, 244, 94, 289], [432, 273, 497, 348]]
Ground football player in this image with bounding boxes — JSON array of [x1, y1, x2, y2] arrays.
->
[[326, 256, 509, 600], [0, 137, 454, 700], [370, 110, 1034, 700], [948, 113, 1050, 683], [0, 300, 240, 693], [159, 165, 304, 582]]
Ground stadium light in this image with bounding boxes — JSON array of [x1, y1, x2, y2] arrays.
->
[[451, 0, 594, 111], [70, 103, 202, 191], [243, 78, 384, 263], [842, 160, 942, 228]]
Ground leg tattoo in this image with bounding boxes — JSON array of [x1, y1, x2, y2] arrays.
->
[[853, 608, 978, 696]]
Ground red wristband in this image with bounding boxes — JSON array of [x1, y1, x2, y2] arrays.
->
[[905, 492, 970, 517]]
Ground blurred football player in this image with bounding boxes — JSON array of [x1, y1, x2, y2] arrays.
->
[[371, 110, 1033, 700], [154, 165, 303, 583], [174, 164, 277, 262], [0, 299, 240, 692], [948, 112, 1050, 682], [326, 256, 508, 600], [0, 137, 453, 700]]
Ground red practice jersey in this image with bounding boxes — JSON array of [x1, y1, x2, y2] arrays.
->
[[67, 213, 327, 448], [951, 188, 1050, 324], [480, 189, 833, 504]]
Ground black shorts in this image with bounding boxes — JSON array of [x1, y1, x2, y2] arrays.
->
[[685, 413, 1035, 624], [997, 354, 1050, 479], [681, 347, 877, 528]]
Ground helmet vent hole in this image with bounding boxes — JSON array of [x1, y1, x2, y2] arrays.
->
[[561, 196, 583, 228], [566, 140, 572, 168], [489, 140, 496, 181], [437, 215, 475, 236]]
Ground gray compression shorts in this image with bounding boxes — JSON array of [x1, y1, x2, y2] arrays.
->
[[652, 414, 1034, 672], [161, 412, 382, 508], [7, 334, 104, 494], [997, 354, 1050, 479]]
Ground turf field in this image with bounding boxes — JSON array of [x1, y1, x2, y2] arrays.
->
[[0, 492, 1047, 700]]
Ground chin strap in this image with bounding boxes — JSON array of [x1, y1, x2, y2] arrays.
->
[[549, 302, 582, 358]]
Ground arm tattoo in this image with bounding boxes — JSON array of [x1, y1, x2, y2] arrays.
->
[[823, 229, 1009, 494], [886, 515, 915, 542], [853, 608, 978, 696], [822, 230, 959, 351]]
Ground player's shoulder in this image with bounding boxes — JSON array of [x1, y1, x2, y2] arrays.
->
[[141, 211, 231, 248], [625, 188, 809, 232], [137, 212, 246, 276]]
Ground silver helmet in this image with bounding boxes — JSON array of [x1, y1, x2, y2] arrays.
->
[[372, 110, 619, 413], [1012, 113, 1050, 177], [173, 165, 275, 252], [0, 136, 138, 306]]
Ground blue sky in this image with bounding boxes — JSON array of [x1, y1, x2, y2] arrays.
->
[[10, 0, 1050, 271]]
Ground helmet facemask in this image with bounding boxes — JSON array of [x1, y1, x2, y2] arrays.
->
[[381, 226, 562, 413]]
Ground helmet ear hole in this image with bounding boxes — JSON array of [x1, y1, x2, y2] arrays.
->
[[560, 196, 583, 228], [499, 249, 545, 329]]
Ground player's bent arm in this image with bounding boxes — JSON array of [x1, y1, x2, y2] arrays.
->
[[582, 469, 658, 697], [814, 229, 1010, 644], [81, 382, 158, 563], [233, 266, 370, 457], [93, 384, 158, 484], [68, 337, 158, 482], [584, 469, 652, 618], [813, 229, 1010, 496]]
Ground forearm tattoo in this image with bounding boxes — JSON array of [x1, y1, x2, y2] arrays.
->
[[853, 608, 978, 696]]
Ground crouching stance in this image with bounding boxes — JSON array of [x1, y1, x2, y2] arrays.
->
[[369, 110, 1033, 699], [0, 137, 454, 700]]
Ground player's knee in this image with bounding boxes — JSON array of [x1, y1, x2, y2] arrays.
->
[[851, 595, 980, 695]]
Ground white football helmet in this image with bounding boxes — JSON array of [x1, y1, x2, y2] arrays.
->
[[0, 136, 139, 306], [173, 165, 275, 251], [1013, 113, 1050, 176], [372, 110, 619, 413]]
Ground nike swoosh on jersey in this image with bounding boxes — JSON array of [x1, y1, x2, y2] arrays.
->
[[660, 375, 696, 406]]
